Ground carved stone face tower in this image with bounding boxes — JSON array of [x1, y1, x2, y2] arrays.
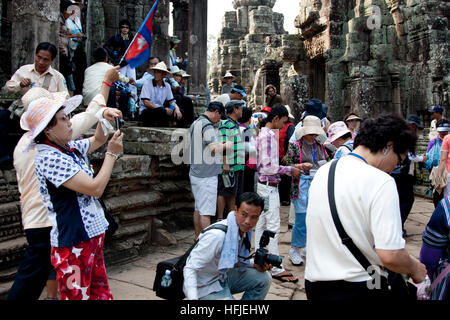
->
[[208, 0, 286, 100]]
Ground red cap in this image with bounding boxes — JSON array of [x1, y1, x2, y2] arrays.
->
[[262, 106, 271, 113]]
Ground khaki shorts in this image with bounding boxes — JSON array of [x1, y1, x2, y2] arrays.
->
[[189, 175, 218, 216]]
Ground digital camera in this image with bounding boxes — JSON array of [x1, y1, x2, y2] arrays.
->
[[254, 230, 282, 268]]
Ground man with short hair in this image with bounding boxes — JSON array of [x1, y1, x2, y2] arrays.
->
[[189, 102, 233, 238], [217, 100, 246, 220], [5, 42, 67, 96], [428, 105, 444, 141], [255, 104, 301, 283], [183, 192, 273, 300], [213, 84, 247, 108]]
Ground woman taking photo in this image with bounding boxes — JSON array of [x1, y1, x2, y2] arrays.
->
[[285, 115, 328, 266], [21, 96, 123, 300]]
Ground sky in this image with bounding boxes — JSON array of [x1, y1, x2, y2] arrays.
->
[[207, 0, 299, 37]]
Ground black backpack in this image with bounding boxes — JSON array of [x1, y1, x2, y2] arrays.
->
[[153, 223, 228, 300]]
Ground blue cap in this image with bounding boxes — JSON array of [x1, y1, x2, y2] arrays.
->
[[406, 114, 424, 130], [428, 105, 444, 114]]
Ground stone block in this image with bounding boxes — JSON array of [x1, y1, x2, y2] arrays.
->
[[152, 228, 177, 246], [104, 191, 164, 213], [109, 155, 152, 180]]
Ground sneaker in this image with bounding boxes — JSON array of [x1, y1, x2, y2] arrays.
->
[[289, 247, 304, 266], [300, 247, 306, 258]]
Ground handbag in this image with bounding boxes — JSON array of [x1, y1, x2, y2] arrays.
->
[[153, 224, 228, 300], [327, 159, 417, 299]]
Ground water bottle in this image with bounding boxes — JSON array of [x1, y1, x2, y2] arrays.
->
[[161, 269, 172, 288], [417, 275, 431, 300]]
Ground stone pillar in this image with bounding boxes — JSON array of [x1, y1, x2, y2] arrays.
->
[[86, 0, 106, 65], [11, 0, 59, 71], [152, 0, 170, 66], [188, 0, 208, 94], [172, 0, 189, 63]]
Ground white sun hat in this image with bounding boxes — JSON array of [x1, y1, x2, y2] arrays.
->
[[223, 71, 234, 79]]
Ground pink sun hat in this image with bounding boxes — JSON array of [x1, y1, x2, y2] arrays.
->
[[20, 95, 83, 142], [325, 121, 352, 145]]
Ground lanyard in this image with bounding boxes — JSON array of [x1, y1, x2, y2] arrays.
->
[[348, 152, 368, 164], [302, 140, 316, 164]]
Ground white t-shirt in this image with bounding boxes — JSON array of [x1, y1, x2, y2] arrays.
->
[[305, 156, 405, 282]]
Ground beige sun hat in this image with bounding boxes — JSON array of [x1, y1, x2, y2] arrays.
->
[[151, 61, 170, 73], [295, 115, 325, 140], [22, 88, 70, 111], [223, 71, 234, 79], [285, 105, 294, 120]]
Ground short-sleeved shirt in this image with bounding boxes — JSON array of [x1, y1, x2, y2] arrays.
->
[[139, 79, 174, 115], [441, 134, 450, 173], [189, 115, 222, 178], [305, 156, 405, 282], [218, 117, 245, 172], [34, 139, 108, 247]]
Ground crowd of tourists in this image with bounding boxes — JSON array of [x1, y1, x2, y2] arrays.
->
[[0, 5, 448, 302]]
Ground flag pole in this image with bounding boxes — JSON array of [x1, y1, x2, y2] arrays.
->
[[119, 0, 159, 66]]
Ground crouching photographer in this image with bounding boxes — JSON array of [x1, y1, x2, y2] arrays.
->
[[183, 192, 273, 300]]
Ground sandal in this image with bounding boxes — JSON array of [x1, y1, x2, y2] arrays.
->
[[272, 272, 299, 283]]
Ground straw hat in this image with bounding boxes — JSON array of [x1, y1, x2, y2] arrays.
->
[[325, 121, 352, 145], [180, 70, 191, 78], [170, 66, 182, 76], [285, 105, 294, 120], [22, 88, 70, 111], [345, 114, 362, 122], [151, 61, 170, 73], [223, 71, 234, 79], [20, 96, 82, 142], [295, 116, 324, 140]]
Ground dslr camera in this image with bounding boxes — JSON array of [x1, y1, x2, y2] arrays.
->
[[254, 230, 282, 268]]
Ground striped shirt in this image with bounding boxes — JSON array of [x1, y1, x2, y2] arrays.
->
[[218, 117, 245, 172], [256, 127, 293, 184]]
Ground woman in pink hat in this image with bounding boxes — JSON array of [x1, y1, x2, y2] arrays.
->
[[325, 121, 354, 159], [21, 97, 123, 300]]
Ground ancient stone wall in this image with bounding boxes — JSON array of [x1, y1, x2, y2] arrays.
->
[[286, 0, 449, 120]]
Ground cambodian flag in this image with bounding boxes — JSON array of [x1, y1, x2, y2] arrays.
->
[[124, 0, 159, 68]]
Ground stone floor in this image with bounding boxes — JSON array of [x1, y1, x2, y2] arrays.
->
[[102, 196, 434, 300]]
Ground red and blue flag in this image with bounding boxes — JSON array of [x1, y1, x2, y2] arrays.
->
[[125, 0, 159, 68]]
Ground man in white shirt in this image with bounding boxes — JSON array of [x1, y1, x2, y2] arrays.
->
[[139, 61, 182, 127], [305, 114, 427, 300], [183, 192, 272, 300], [428, 105, 444, 141], [5, 42, 67, 97]]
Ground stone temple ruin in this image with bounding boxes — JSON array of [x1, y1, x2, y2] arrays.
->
[[209, 0, 449, 122]]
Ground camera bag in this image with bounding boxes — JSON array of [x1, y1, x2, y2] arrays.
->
[[153, 223, 228, 300]]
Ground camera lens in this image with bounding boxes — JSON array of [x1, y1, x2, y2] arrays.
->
[[265, 254, 282, 268]]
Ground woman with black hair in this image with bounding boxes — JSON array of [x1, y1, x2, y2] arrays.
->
[[305, 113, 427, 300]]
